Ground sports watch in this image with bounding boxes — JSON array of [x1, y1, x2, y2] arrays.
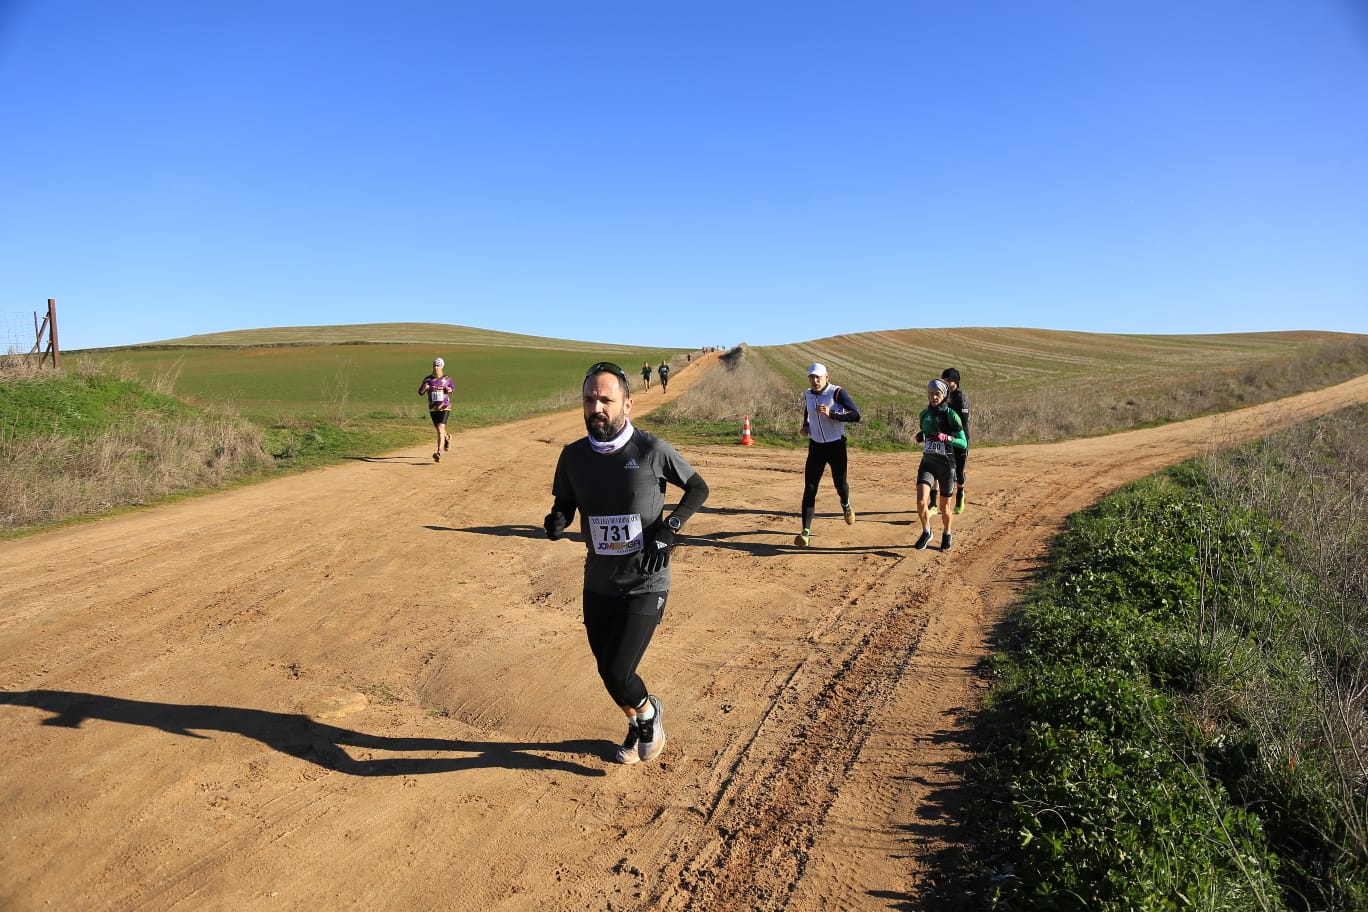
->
[[666, 515, 682, 533]]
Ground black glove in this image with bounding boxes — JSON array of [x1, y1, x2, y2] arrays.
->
[[544, 511, 567, 540], [641, 528, 675, 574], [914, 430, 925, 443]]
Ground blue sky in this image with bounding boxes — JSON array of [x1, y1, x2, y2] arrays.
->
[[2, 1, 1366, 352]]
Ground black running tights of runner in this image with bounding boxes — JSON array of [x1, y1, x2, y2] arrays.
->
[[583, 590, 667, 709], [801, 437, 850, 529]]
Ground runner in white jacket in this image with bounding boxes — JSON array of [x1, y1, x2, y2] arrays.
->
[[794, 363, 861, 547]]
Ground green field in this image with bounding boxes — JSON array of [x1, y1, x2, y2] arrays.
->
[[151, 321, 660, 352], [87, 344, 664, 426], [84, 323, 687, 428]]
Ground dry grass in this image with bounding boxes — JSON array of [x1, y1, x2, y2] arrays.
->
[[0, 352, 56, 381], [661, 345, 794, 425], [1, 414, 270, 531], [2, 349, 182, 393], [1, 354, 270, 532]]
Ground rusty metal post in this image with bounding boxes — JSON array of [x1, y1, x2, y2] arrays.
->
[[47, 299, 60, 370]]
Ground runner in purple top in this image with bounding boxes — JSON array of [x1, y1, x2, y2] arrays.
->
[[418, 357, 454, 462]]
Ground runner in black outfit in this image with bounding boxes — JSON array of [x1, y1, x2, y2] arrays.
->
[[657, 361, 670, 393], [929, 367, 971, 514], [544, 361, 709, 765]]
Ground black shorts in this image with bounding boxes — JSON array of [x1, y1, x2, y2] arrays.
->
[[917, 458, 955, 497], [430, 410, 449, 427]]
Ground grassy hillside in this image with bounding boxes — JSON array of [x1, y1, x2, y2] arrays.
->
[[88, 344, 666, 426], [84, 324, 689, 428], [758, 327, 1352, 392], [644, 329, 1368, 448], [144, 321, 673, 353], [0, 358, 271, 534]]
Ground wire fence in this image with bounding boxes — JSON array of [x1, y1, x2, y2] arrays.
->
[[1, 310, 39, 357]]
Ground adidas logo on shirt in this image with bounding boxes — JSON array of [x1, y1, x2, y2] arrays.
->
[[624, 459, 640, 469]]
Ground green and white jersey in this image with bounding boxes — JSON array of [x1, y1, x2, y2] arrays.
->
[[916, 406, 967, 465]]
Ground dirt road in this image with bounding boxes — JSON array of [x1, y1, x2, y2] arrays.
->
[[3, 359, 1366, 912]]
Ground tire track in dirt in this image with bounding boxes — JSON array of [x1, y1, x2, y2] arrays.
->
[[646, 548, 934, 912]]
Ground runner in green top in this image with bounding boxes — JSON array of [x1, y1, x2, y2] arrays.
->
[[913, 379, 967, 551]]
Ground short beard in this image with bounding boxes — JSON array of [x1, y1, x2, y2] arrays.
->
[[586, 413, 626, 442]]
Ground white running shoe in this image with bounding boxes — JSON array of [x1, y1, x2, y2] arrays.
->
[[615, 723, 641, 765], [637, 695, 665, 762]]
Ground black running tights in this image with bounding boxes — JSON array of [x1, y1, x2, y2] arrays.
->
[[801, 438, 849, 529], [582, 590, 667, 710]]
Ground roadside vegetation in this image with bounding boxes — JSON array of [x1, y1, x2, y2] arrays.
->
[[951, 404, 1368, 910], [641, 331, 1368, 449], [0, 354, 271, 533]]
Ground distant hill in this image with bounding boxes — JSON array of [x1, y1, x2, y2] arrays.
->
[[138, 322, 664, 353], [756, 327, 1364, 392]]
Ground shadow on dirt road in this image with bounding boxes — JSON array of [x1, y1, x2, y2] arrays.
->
[[0, 690, 608, 777]]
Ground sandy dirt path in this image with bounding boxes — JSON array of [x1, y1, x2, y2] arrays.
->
[[3, 359, 1366, 912]]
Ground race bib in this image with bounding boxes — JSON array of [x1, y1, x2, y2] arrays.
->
[[588, 514, 644, 556], [924, 440, 950, 456], [429, 388, 446, 404]]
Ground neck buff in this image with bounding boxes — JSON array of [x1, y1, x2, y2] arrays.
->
[[589, 419, 635, 454]]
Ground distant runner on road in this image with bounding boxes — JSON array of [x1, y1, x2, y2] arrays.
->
[[640, 362, 652, 391], [794, 363, 861, 547], [657, 362, 671, 393], [417, 357, 454, 463], [929, 367, 971, 515], [544, 361, 710, 765], [914, 379, 967, 551]]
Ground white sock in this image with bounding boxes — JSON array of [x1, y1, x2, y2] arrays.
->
[[636, 702, 656, 724]]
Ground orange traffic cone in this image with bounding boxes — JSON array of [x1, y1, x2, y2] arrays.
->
[[740, 415, 755, 446]]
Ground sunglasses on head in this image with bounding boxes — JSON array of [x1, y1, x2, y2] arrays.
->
[[585, 361, 631, 390]]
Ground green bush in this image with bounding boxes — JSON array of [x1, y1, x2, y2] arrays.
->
[[968, 409, 1368, 909]]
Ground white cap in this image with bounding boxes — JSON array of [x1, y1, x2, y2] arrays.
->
[[807, 363, 827, 377], [433, 358, 444, 368]]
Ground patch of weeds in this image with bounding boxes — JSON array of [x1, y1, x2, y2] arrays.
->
[[357, 683, 400, 705]]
